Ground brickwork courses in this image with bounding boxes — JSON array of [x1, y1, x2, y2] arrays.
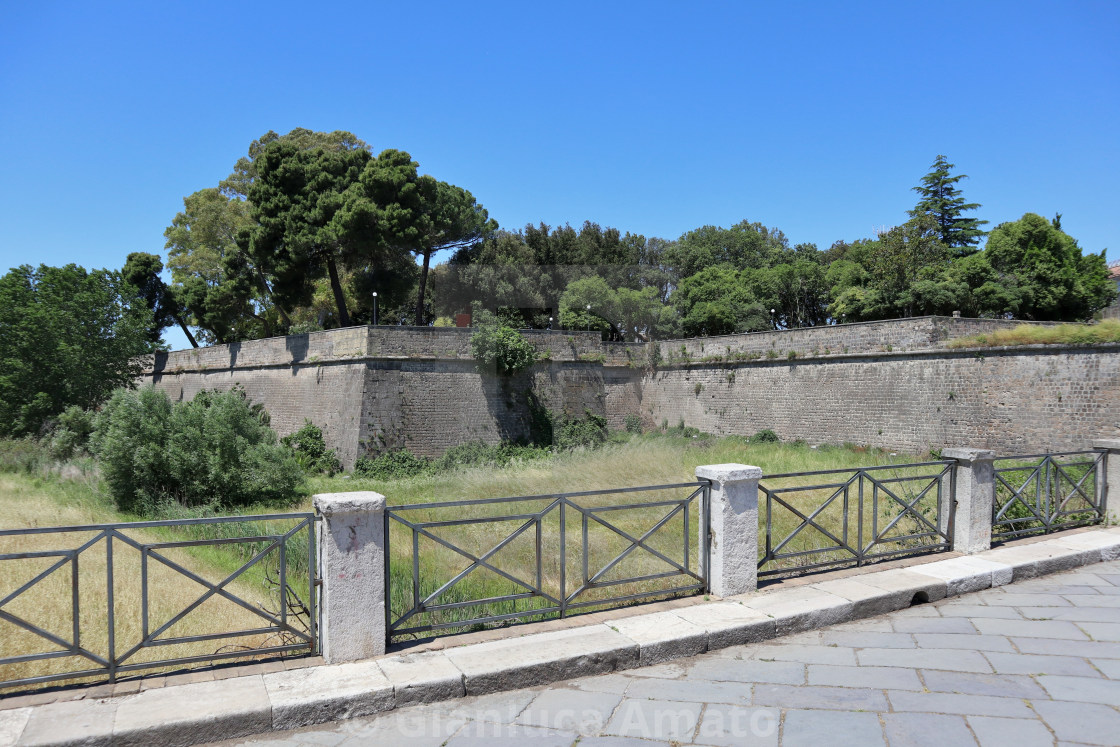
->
[[137, 317, 1120, 467]]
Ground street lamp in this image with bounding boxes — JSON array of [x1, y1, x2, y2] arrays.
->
[[548, 316, 553, 330], [372, 292, 378, 326], [586, 304, 591, 333], [770, 308, 776, 330]]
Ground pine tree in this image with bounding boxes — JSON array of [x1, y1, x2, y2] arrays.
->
[[908, 155, 988, 255]]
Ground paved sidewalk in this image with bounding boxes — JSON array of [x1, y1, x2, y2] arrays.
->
[[214, 559, 1120, 747]]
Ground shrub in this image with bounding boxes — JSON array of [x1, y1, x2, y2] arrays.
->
[[281, 420, 341, 474], [92, 386, 303, 514], [0, 438, 52, 474], [749, 429, 780, 444], [432, 440, 549, 471], [49, 405, 96, 461], [554, 410, 608, 451], [624, 414, 643, 434], [470, 319, 537, 374], [354, 450, 432, 480]]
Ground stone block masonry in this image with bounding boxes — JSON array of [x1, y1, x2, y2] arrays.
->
[[137, 319, 1120, 468], [643, 344, 1120, 455]]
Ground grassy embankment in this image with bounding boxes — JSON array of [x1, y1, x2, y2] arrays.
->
[[0, 458, 309, 691], [948, 319, 1120, 348], [1, 433, 947, 671]]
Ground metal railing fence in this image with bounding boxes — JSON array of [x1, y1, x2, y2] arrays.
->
[[992, 451, 1106, 540], [385, 482, 709, 643], [0, 513, 318, 691], [758, 461, 954, 579]]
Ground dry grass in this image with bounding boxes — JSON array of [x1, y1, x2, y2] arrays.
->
[[947, 319, 1120, 348], [306, 435, 943, 638], [0, 474, 307, 692]]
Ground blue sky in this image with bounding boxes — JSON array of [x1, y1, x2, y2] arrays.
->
[[2, 1, 1117, 349]]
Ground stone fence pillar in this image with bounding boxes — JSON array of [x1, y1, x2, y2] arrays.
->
[[313, 491, 386, 663], [943, 448, 995, 554], [1091, 439, 1120, 525], [695, 463, 762, 597]]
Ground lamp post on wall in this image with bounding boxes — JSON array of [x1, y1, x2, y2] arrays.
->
[[586, 304, 591, 332], [770, 308, 776, 330], [372, 292, 378, 327]]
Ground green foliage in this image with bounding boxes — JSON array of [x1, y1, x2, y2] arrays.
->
[[0, 438, 53, 474], [554, 410, 608, 450], [281, 420, 341, 474], [91, 387, 303, 515], [984, 213, 1115, 321], [624, 414, 644, 434], [433, 441, 549, 471], [908, 155, 988, 253], [49, 406, 96, 461], [354, 449, 432, 480], [749, 429, 780, 444], [122, 252, 196, 348], [0, 264, 154, 438], [469, 316, 537, 374]]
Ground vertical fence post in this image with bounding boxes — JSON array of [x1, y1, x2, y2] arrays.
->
[[695, 463, 762, 597], [1091, 439, 1120, 524], [313, 491, 387, 663], [943, 448, 996, 553]]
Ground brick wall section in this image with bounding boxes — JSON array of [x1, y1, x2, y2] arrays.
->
[[655, 316, 1054, 362], [138, 320, 1116, 468], [641, 344, 1120, 454]]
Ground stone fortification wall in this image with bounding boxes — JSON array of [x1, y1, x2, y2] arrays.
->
[[657, 316, 1051, 362], [641, 344, 1120, 455], [140, 326, 643, 468], [139, 319, 1118, 468]]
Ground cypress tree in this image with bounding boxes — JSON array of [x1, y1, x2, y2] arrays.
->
[[908, 155, 988, 256]]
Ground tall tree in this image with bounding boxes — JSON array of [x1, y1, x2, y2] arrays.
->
[[243, 142, 372, 326], [122, 252, 199, 347], [165, 188, 286, 343], [0, 265, 153, 436], [908, 155, 988, 255], [984, 212, 1115, 320]]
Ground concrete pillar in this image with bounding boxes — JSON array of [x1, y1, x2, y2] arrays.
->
[[695, 463, 762, 597], [943, 448, 996, 554], [1091, 439, 1120, 524], [313, 491, 386, 663]]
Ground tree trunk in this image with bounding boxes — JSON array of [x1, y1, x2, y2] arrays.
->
[[326, 256, 351, 327], [414, 249, 432, 326], [175, 316, 199, 348], [255, 270, 291, 327]]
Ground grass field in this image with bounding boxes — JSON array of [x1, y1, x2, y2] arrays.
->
[[0, 433, 946, 680], [0, 469, 312, 691], [300, 434, 947, 639]]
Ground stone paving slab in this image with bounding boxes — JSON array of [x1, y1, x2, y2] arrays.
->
[[5, 529, 1120, 746]]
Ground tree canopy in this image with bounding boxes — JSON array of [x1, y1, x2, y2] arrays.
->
[[908, 155, 988, 254], [0, 264, 154, 437]]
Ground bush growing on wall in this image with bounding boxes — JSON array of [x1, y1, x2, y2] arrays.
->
[[469, 314, 537, 374], [91, 386, 303, 514]]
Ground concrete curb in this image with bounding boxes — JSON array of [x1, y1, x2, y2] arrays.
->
[[6, 526, 1120, 747]]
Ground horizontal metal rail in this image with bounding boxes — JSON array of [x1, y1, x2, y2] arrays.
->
[[758, 462, 954, 579], [0, 513, 319, 692], [992, 451, 1105, 540], [386, 482, 710, 641]]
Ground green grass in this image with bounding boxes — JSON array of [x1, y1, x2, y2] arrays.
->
[[0, 463, 312, 691], [947, 319, 1120, 348], [2, 433, 946, 653], [301, 433, 944, 640]]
